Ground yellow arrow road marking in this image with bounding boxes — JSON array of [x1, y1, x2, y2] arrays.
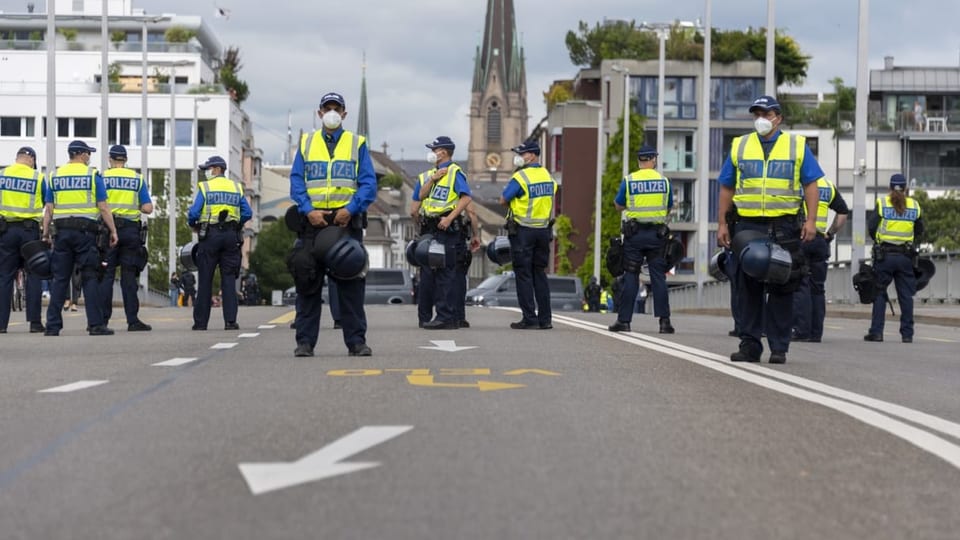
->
[[503, 369, 562, 376], [270, 311, 296, 324], [406, 375, 525, 392]]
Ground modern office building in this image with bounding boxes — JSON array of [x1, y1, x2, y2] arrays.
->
[[0, 0, 262, 270]]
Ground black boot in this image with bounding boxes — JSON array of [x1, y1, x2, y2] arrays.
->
[[658, 317, 675, 334]]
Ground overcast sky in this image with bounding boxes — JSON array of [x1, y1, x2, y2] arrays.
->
[[124, 0, 960, 166]]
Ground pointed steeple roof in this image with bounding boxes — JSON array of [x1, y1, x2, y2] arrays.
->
[[356, 52, 370, 138], [472, 0, 525, 93]]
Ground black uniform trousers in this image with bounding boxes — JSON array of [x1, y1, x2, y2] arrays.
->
[[46, 226, 105, 332], [722, 248, 742, 333], [869, 251, 916, 340], [98, 222, 142, 325], [417, 264, 436, 325], [0, 222, 43, 330], [193, 226, 241, 328], [509, 226, 553, 326], [295, 227, 367, 350], [792, 235, 830, 340], [429, 229, 467, 324], [733, 218, 800, 355], [617, 228, 670, 324]]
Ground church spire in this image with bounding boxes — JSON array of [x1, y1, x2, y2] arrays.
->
[[472, 0, 525, 93], [356, 51, 370, 139]]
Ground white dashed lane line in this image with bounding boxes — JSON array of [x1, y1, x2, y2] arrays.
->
[[257, 325, 276, 329], [211, 343, 238, 349], [38, 380, 109, 393], [152, 357, 200, 367], [237, 333, 260, 338]]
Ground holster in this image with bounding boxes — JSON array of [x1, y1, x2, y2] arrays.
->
[[96, 223, 111, 281], [198, 222, 209, 241], [139, 222, 148, 245], [505, 219, 519, 236], [621, 220, 640, 238], [606, 236, 625, 277]]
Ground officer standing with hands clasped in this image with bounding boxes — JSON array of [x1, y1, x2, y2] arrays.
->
[[290, 92, 376, 357], [42, 140, 118, 336], [864, 173, 924, 343], [608, 145, 675, 335], [419, 136, 473, 330], [499, 140, 557, 330], [187, 155, 252, 331], [717, 95, 822, 364], [0, 147, 45, 334], [792, 177, 848, 342], [99, 145, 153, 331]]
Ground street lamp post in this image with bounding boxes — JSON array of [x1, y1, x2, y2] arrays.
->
[[166, 60, 190, 284], [100, 0, 109, 171], [639, 23, 671, 174], [611, 65, 630, 179], [192, 96, 211, 194], [592, 103, 604, 282], [695, 1, 712, 305]]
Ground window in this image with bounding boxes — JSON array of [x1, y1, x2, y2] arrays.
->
[[197, 119, 216, 146], [175, 119, 192, 147], [108, 119, 132, 145], [0, 117, 22, 136], [638, 77, 696, 119], [74, 117, 97, 138], [41, 117, 70, 137], [25, 117, 34, 137], [806, 137, 819, 159], [487, 102, 501, 144], [151, 119, 165, 146], [711, 78, 764, 120]]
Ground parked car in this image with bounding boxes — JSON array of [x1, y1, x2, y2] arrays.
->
[[466, 272, 584, 311], [282, 268, 414, 306]]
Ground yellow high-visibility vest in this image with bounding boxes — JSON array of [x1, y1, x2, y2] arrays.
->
[[198, 175, 243, 223], [814, 178, 837, 233], [875, 196, 920, 245], [731, 132, 804, 217], [49, 162, 99, 219], [622, 168, 670, 223], [0, 163, 44, 220], [422, 163, 465, 217], [508, 166, 557, 228], [300, 130, 363, 209], [103, 167, 145, 220]]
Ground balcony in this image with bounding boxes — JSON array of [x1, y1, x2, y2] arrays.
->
[[909, 166, 960, 189], [0, 80, 226, 96]]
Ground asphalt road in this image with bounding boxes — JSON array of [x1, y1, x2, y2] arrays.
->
[[1, 304, 959, 539]]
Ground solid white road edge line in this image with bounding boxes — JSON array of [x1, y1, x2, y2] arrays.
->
[[539, 312, 960, 470], [551, 313, 960, 442], [38, 380, 109, 393]]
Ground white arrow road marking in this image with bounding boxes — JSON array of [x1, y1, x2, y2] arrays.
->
[[152, 357, 200, 367], [419, 340, 477, 352], [239, 425, 413, 495], [38, 380, 109, 393], [211, 342, 238, 349], [237, 333, 260, 338], [257, 325, 276, 329]]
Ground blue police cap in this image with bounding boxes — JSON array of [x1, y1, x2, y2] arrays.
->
[[511, 140, 541, 156], [425, 136, 456, 151], [16, 146, 37, 159], [108, 145, 127, 159], [748, 95, 781, 113], [67, 140, 97, 154], [320, 92, 346, 109], [636, 144, 659, 158], [198, 155, 227, 170], [890, 173, 907, 189]]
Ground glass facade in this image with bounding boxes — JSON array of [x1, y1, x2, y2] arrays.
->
[[635, 77, 697, 119], [710, 78, 764, 120]]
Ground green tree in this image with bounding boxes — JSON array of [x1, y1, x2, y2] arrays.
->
[[378, 173, 404, 189], [164, 26, 196, 43], [146, 171, 194, 292], [544, 80, 574, 113], [576, 110, 647, 287], [219, 46, 250, 103], [912, 190, 960, 251], [248, 220, 296, 294], [553, 214, 577, 275], [565, 21, 810, 87], [804, 77, 856, 134]]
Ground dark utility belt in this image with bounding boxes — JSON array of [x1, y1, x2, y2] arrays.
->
[[54, 217, 99, 232], [207, 221, 240, 231], [0, 216, 39, 231], [114, 217, 141, 229], [737, 213, 800, 224], [878, 243, 912, 254]]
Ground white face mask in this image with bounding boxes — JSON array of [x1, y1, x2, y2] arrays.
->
[[754, 117, 774, 136], [204, 169, 215, 180], [426, 151, 438, 164], [322, 110, 342, 129], [512, 155, 526, 168]]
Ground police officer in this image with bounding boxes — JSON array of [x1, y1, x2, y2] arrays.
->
[[411, 166, 436, 327], [290, 92, 376, 356], [187, 155, 252, 331], [792, 177, 848, 342], [864, 174, 924, 343], [717, 96, 822, 364], [0, 147, 45, 334], [41, 140, 119, 336], [98, 145, 154, 331], [608, 145, 675, 335], [455, 201, 481, 328], [499, 141, 557, 330], [419, 136, 473, 330]]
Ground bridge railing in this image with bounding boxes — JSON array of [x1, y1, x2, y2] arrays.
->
[[668, 251, 960, 309]]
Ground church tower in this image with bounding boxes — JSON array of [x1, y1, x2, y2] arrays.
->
[[468, 0, 528, 182]]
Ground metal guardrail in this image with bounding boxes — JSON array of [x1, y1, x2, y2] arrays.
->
[[668, 251, 960, 309]]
